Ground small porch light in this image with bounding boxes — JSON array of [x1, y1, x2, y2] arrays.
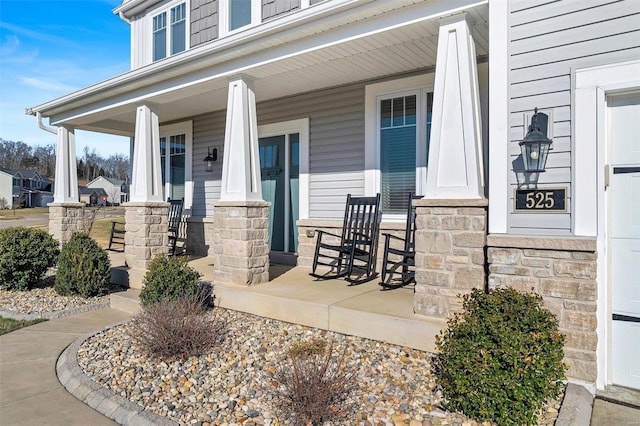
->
[[203, 147, 217, 172], [519, 108, 553, 172]]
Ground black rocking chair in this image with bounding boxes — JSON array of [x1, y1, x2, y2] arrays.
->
[[310, 193, 382, 284], [167, 197, 184, 256], [379, 193, 422, 289]]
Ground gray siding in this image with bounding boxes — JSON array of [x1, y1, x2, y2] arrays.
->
[[191, 83, 365, 219], [191, 0, 218, 47], [508, 0, 640, 235], [262, 0, 300, 21]]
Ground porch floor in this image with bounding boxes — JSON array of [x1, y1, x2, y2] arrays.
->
[[109, 252, 444, 353]]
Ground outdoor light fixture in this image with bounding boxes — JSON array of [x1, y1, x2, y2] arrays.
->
[[203, 147, 218, 172], [519, 108, 553, 173]]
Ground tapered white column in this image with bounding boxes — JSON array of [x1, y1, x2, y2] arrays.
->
[[130, 104, 163, 202], [53, 125, 79, 203], [220, 76, 262, 201], [425, 13, 484, 199]]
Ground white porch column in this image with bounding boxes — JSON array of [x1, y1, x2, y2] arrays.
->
[[130, 104, 163, 202], [49, 125, 83, 245], [220, 75, 262, 201], [53, 125, 78, 203], [425, 13, 484, 199]]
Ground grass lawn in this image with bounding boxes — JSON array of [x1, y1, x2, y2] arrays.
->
[[0, 317, 47, 335], [0, 207, 49, 220], [90, 217, 120, 249]]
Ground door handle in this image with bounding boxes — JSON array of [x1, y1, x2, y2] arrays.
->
[[613, 166, 640, 174], [612, 314, 640, 323]]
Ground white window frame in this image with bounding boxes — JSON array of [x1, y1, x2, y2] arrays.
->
[[219, 0, 262, 38], [365, 74, 434, 219], [150, 0, 190, 63], [160, 121, 193, 210]]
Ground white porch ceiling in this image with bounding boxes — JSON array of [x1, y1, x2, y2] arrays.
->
[[40, 0, 488, 136]]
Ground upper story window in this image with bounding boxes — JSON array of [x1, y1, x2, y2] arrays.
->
[[152, 2, 187, 62], [219, 0, 261, 37]]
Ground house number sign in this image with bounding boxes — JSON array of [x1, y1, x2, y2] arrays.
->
[[515, 188, 567, 212]]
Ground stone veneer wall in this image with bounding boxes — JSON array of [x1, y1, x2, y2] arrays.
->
[[48, 202, 85, 245], [487, 234, 598, 384], [123, 202, 169, 271], [413, 199, 488, 318], [212, 201, 270, 285]]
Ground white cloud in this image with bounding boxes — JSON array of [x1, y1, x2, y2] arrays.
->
[[19, 76, 78, 93]]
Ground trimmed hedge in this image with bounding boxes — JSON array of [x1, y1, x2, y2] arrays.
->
[[55, 232, 111, 298], [433, 287, 566, 426], [0, 227, 59, 290]]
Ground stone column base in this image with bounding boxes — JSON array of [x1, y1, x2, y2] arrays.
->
[[48, 202, 85, 246], [123, 202, 169, 278], [212, 200, 270, 286], [413, 198, 488, 318]]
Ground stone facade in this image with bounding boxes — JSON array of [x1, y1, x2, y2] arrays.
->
[[124, 202, 169, 271], [48, 202, 85, 245], [212, 200, 270, 285], [487, 235, 598, 383], [413, 199, 488, 318]]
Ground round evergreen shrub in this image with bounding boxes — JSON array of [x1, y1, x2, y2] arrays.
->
[[55, 232, 111, 298], [0, 227, 59, 291], [139, 254, 201, 306], [433, 287, 566, 426]]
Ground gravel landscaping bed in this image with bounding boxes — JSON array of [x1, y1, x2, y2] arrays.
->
[[78, 308, 563, 426], [0, 279, 111, 320]]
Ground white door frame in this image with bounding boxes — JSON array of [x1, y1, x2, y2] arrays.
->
[[574, 59, 640, 390], [258, 118, 310, 251]]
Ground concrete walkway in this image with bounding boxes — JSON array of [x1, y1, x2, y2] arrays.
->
[[0, 308, 131, 426]]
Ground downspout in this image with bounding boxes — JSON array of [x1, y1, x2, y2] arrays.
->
[[119, 11, 132, 23], [25, 108, 57, 135]]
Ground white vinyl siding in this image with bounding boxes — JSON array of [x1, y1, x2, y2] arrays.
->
[[507, 0, 640, 235]]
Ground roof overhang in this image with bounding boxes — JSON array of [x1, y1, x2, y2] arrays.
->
[[30, 0, 488, 137]]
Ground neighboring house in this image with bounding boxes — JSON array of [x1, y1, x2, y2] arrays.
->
[[78, 186, 109, 207], [0, 169, 13, 208], [0, 168, 53, 207], [28, 0, 640, 393], [87, 176, 128, 205]]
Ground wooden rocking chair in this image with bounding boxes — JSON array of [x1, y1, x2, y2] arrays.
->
[[379, 193, 421, 289], [167, 197, 184, 256], [310, 193, 381, 284]]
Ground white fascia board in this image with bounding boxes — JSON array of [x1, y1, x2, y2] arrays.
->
[[32, 0, 486, 123], [113, 0, 164, 18]]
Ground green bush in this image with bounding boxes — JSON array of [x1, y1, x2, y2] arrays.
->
[[433, 287, 566, 426], [55, 232, 111, 298], [0, 227, 59, 290], [139, 254, 201, 306]]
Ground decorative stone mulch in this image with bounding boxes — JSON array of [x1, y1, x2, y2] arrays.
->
[[0, 277, 111, 320], [78, 309, 563, 426]]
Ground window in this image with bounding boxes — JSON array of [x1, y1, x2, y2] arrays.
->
[[152, 2, 187, 62], [219, 0, 260, 36], [365, 75, 434, 216], [158, 122, 193, 208]]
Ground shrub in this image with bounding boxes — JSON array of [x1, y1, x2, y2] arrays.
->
[[139, 254, 201, 306], [0, 227, 59, 291], [129, 294, 224, 360], [433, 287, 566, 426], [269, 338, 357, 425], [55, 232, 111, 298]]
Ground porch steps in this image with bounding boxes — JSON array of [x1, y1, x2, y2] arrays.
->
[[111, 260, 445, 353]]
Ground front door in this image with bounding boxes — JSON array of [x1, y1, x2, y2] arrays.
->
[[609, 92, 640, 390], [259, 133, 300, 253]]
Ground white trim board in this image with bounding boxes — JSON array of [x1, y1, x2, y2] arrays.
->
[[573, 59, 640, 391]]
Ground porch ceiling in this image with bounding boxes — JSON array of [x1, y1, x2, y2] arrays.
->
[[41, 1, 488, 136]]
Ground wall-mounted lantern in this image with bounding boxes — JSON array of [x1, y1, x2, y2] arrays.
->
[[203, 147, 218, 172], [519, 108, 553, 172]]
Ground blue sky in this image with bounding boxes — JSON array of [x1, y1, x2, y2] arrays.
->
[[0, 0, 131, 158]]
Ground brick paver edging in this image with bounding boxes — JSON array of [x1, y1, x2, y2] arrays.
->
[[0, 301, 111, 321], [56, 323, 177, 426]]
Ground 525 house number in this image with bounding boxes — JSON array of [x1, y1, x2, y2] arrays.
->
[[515, 188, 566, 212]]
